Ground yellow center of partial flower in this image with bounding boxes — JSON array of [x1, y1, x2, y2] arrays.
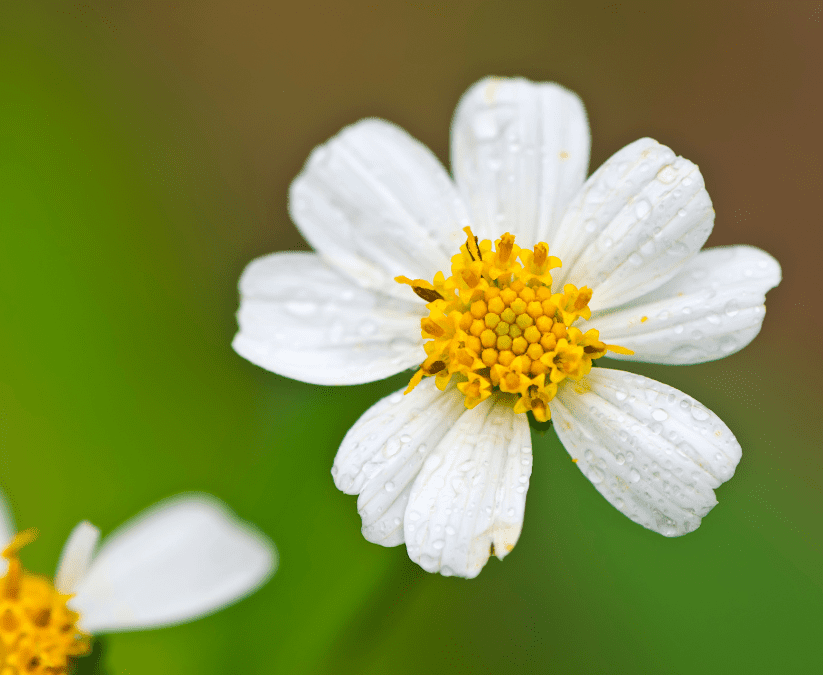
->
[[397, 228, 632, 422], [0, 530, 91, 675]]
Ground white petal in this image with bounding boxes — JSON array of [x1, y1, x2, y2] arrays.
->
[[290, 119, 471, 299], [233, 252, 425, 384], [0, 491, 15, 577], [552, 368, 741, 536], [55, 521, 100, 594], [451, 77, 590, 244], [587, 246, 781, 364], [404, 395, 532, 578], [70, 494, 276, 634], [332, 378, 468, 547], [552, 138, 714, 311]]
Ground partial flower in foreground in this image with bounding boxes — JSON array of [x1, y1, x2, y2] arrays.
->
[[0, 491, 275, 673], [234, 77, 780, 578]]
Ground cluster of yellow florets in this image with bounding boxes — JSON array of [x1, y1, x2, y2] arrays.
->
[[0, 530, 91, 675], [398, 227, 631, 422]]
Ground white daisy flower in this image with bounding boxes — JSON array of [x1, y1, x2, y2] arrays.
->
[[233, 77, 780, 578], [0, 491, 275, 672]]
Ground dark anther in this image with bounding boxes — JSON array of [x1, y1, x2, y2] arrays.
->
[[413, 286, 444, 302], [583, 345, 600, 354], [426, 360, 446, 374], [489, 542, 496, 556], [33, 608, 51, 627], [476, 367, 491, 380]]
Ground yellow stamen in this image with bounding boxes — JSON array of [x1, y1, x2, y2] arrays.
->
[[398, 227, 631, 415], [0, 530, 91, 673]]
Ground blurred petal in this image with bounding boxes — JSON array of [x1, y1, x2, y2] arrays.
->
[[71, 494, 276, 633], [55, 521, 100, 594], [233, 252, 425, 384], [451, 76, 590, 244], [0, 491, 15, 576], [290, 119, 471, 299], [552, 138, 714, 311], [332, 378, 468, 547], [588, 246, 781, 363], [552, 368, 741, 536], [404, 395, 532, 578]]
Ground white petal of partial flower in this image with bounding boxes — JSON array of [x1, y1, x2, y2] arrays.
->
[[588, 246, 781, 364], [552, 368, 741, 536], [404, 395, 532, 578], [451, 77, 590, 245], [290, 119, 471, 300], [55, 521, 100, 594], [70, 494, 276, 634], [551, 138, 714, 311], [0, 491, 15, 577], [233, 252, 426, 384], [332, 378, 468, 547]]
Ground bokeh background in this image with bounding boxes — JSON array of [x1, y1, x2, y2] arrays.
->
[[2, 1, 821, 673]]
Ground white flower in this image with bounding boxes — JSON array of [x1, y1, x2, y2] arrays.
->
[[0, 491, 275, 671], [233, 77, 780, 578]]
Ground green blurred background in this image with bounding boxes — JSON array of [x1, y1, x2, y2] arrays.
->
[[1, 1, 821, 673]]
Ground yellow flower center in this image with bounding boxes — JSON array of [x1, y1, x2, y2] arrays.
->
[[397, 228, 632, 422], [0, 530, 91, 675]]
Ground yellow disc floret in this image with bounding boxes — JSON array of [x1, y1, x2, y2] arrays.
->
[[397, 228, 632, 422], [0, 530, 91, 674]]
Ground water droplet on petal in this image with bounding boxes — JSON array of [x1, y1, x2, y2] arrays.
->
[[635, 200, 651, 218], [656, 165, 677, 184], [724, 300, 740, 317], [285, 300, 316, 317], [691, 405, 710, 421], [652, 408, 669, 422]]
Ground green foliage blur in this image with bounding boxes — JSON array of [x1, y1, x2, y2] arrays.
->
[[1, 3, 821, 674]]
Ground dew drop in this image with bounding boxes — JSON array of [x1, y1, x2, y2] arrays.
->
[[628, 253, 643, 266], [359, 321, 378, 336], [673, 324, 684, 334], [616, 453, 625, 465], [635, 200, 651, 218], [706, 313, 721, 325], [384, 481, 396, 492], [615, 389, 628, 401], [691, 405, 710, 421], [691, 330, 703, 340], [719, 336, 739, 353], [652, 408, 669, 421], [285, 300, 316, 317], [671, 345, 702, 360], [472, 111, 499, 139], [640, 240, 656, 256], [629, 469, 641, 483], [432, 540, 445, 550], [724, 300, 740, 317]]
